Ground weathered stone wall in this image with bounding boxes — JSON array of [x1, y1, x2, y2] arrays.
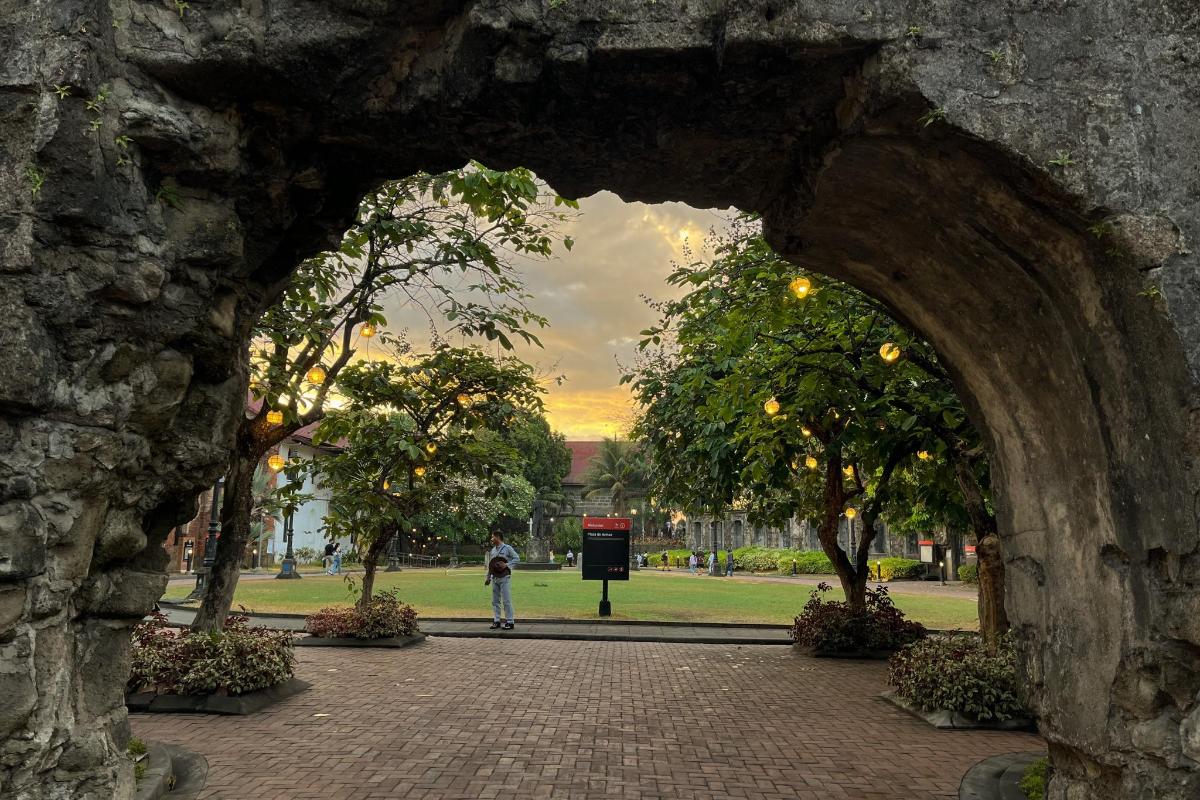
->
[[0, 1, 1196, 798]]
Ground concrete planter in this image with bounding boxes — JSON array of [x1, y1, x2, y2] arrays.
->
[[959, 751, 1047, 800], [881, 691, 1037, 732], [127, 677, 310, 716], [295, 632, 426, 648]]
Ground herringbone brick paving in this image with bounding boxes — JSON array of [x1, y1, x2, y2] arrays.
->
[[131, 638, 1040, 799]]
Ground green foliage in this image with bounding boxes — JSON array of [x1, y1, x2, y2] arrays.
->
[[628, 214, 990, 598], [293, 546, 318, 565], [293, 347, 544, 601], [173, 0, 190, 17], [888, 634, 1025, 721], [250, 164, 570, 437], [731, 547, 836, 573], [25, 165, 44, 196], [53, 84, 71, 99], [552, 517, 582, 551], [582, 438, 649, 514], [1048, 150, 1075, 168], [134, 761, 147, 782], [919, 107, 945, 126], [128, 613, 294, 696], [791, 583, 926, 654], [877, 557, 924, 581], [304, 591, 419, 639], [155, 182, 183, 210], [1020, 757, 1050, 800], [126, 738, 147, 757], [958, 563, 979, 584]]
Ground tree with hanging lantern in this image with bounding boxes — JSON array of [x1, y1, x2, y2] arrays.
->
[[287, 346, 543, 608], [627, 214, 1005, 643], [191, 164, 576, 633]]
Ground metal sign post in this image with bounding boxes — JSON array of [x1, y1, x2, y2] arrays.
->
[[581, 516, 631, 617]]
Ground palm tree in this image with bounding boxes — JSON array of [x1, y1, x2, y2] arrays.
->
[[583, 438, 649, 515]]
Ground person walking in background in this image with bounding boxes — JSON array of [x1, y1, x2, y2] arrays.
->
[[661, 551, 669, 571], [332, 542, 343, 575], [708, 550, 717, 576], [549, 550, 556, 564], [323, 541, 336, 574], [688, 552, 698, 574], [566, 549, 575, 567], [485, 531, 520, 630], [725, 549, 734, 577]]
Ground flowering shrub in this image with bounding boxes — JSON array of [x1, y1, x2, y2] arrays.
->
[[128, 613, 294, 696], [790, 583, 926, 654], [304, 591, 419, 639], [887, 634, 1026, 721]]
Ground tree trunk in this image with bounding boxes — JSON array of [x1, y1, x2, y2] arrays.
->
[[192, 424, 270, 633], [814, 455, 864, 611], [950, 450, 1010, 645], [976, 532, 1009, 649], [358, 526, 393, 610]]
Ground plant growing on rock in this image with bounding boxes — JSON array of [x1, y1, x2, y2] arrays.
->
[[192, 165, 574, 633]]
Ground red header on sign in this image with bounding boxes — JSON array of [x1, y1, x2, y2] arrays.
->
[[918, 540, 934, 546], [583, 516, 631, 531], [965, 545, 977, 553]]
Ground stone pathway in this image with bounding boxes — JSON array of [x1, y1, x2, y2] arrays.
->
[[131, 639, 1040, 799]]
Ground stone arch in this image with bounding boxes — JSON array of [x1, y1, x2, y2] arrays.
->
[[2, 3, 1197, 798]]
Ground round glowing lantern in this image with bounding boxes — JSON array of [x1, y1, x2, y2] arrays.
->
[[805, 455, 819, 470], [360, 322, 377, 338], [879, 342, 902, 364], [844, 507, 857, 519], [788, 276, 812, 300], [266, 409, 283, 426], [763, 397, 781, 416], [306, 365, 327, 385], [413, 466, 427, 478], [267, 453, 285, 473]]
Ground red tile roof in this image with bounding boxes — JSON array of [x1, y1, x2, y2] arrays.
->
[[565, 441, 602, 485]]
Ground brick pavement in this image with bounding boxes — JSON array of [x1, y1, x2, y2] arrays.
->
[[131, 639, 1040, 799]]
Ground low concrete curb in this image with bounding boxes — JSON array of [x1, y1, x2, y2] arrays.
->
[[127, 677, 311, 715], [959, 751, 1046, 800], [295, 632, 426, 648], [881, 691, 1038, 732], [427, 628, 791, 645], [135, 742, 208, 800]]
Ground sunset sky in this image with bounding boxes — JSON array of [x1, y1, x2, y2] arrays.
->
[[382, 191, 728, 440]]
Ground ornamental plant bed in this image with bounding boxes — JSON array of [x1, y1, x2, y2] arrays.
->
[[790, 582, 926, 657], [126, 612, 302, 715], [302, 589, 420, 642], [886, 633, 1035, 730]]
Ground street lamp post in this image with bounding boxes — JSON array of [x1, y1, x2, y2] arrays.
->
[[275, 509, 301, 579], [186, 477, 223, 600]]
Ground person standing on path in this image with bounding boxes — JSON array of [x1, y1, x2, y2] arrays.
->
[[708, 550, 717, 576], [323, 541, 336, 574], [688, 552, 697, 574], [725, 550, 734, 577], [332, 542, 342, 575], [484, 531, 520, 630]]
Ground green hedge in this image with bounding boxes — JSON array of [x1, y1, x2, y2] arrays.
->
[[958, 563, 979, 583], [888, 634, 1026, 722], [877, 557, 924, 580], [731, 547, 836, 574]]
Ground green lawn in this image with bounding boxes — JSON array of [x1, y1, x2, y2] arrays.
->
[[165, 570, 979, 629]]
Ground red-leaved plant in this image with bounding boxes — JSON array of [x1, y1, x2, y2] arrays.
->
[[304, 590, 419, 639], [128, 612, 295, 696], [790, 582, 926, 654]]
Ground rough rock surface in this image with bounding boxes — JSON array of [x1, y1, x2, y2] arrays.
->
[[0, 1, 1197, 799]]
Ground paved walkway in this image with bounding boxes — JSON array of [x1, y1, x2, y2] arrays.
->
[[131, 639, 1040, 799], [158, 603, 793, 644]]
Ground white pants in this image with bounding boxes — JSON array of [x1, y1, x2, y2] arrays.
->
[[491, 576, 514, 623]]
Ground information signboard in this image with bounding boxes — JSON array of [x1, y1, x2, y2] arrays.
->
[[581, 517, 631, 581]]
